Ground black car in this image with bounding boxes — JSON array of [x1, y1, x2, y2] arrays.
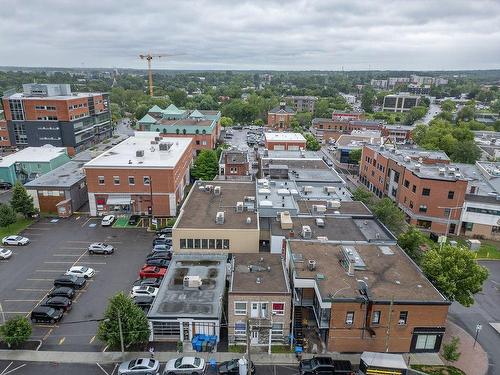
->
[[133, 277, 163, 288], [53, 275, 86, 289], [0, 182, 12, 190], [218, 359, 255, 375], [133, 295, 155, 310], [153, 237, 172, 247], [145, 258, 170, 268], [42, 296, 72, 311], [30, 306, 63, 324], [299, 357, 353, 375], [156, 227, 173, 236], [128, 215, 141, 225], [48, 287, 75, 300], [146, 251, 172, 261]]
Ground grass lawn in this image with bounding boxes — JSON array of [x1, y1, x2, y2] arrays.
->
[[0, 218, 33, 238], [228, 345, 246, 353], [475, 243, 500, 260], [412, 365, 465, 375]]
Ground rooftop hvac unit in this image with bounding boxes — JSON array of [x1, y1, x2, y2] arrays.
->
[[308, 259, 316, 271], [315, 218, 325, 227], [198, 185, 206, 191], [244, 196, 256, 202], [414, 163, 421, 171], [317, 236, 328, 242], [454, 172, 461, 178], [280, 211, 293, 230], [136, 150, 144, 158], [159, 142, 172, 151], [313, 204, 327, 213], [205, 184, 213, 192], [448, 167, 456, 174], [236, 201, 244, 212], [257, 178, 268, 185], [324, 186, 336, 193], [438, 167, 446, 175], [327, 200, 341, 209], [214, 186, 221, 195], [303, 185, 313, 193], [404, 156, 411, 163], [258, 188, 271, 195], [215, 211, 225, 224], [301, 225, 312, 239], [183, 275, 203, 288]]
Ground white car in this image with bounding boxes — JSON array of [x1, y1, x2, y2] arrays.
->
[[118, 358, 160, 375], [163, 357, 206, 375], [101, 215, 116, 226], [0, 248, 13, 259], [130, 286, 158, 298], [65, 266, 95, 279], [2, 235, 29, 246]]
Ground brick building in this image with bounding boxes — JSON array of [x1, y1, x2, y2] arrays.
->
[[285, 96, 317, 113], [312, 118, 383, 143], [84, 132, 193, 217], [267, 103, 296, 129], [359, 145, 468, 234], [218, 149, 250, 178], [1, 84, 111, 155], [264, 132, 306, 151], [138, 104, 221, 152]]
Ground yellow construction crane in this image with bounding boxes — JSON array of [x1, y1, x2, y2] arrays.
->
[[139, 53, 170, 97]]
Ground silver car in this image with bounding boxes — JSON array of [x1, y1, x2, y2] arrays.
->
[[88, 242, 114, 255], [118, 358, 160, 375], [163, 357, 205, 375], [0, 248, 13, 259]]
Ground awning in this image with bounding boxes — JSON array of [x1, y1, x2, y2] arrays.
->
[[106, 196, 131, 205]]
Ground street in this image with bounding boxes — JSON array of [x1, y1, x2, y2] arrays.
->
[[421, 102, 441, 125], [449, 261, 500, 375]]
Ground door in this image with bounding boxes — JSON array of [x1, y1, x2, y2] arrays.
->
[[250, 302, 259, 318], [251, 330, 259, 345], [182, 322, 190, 341]]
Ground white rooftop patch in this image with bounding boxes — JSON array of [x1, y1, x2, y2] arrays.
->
[[265, 132, 306, 142]]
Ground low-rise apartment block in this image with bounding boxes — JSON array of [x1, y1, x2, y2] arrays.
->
[[285, 96, 317, 112], [218, 149, 250, 179], [264, 132, 306, 151], [84, 132, 193, 217]]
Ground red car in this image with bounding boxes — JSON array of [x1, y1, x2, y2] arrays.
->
[[139, 265, 167, 279]]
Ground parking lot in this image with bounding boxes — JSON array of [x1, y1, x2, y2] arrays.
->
[[0, 216, 155, 351]]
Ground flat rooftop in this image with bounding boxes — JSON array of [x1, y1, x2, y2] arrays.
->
[[7, 92, 102, 100], [148, 253, 227, 319], [230, 253, 289, 294], [24, 161, 85, 188], [176, 180, 258, 230], [84, 132, 192, 168], [297, 200, 371, 216], [265, 132, 306, 142], [0, 145, 67, 167], [262, 150, 322, 159], [290, 241, 446, 303]]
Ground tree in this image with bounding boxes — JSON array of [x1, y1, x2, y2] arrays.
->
[[403, 106, 427, 125], [134, 104, 149, 121], [304, 133, 320, 151], [351, 187, 374, 206], [441, 99, 456, 112], [10, 182, 35, 218], [0, 316, 32, 348], [97, 293, 150, 349], [169, 89, 187, 107], [348, 149, 362, 164], [295, 112, 313, 128], [220, 116, 234, 127], [0, 203, 17, 227], [442, 336, 461, 363], [397, 226, 427, 264], [456, 105, 476, 122], [110, 102, 123, 123], [191, 150, 219, 180], [450, 140, 482, 164], [372, 198, 406, 234], [361, 87, 376, 113], [421, 244, 489, 306]]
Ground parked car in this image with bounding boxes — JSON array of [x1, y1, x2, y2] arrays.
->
[[133, 295, 155, 311], [65, 266, 95, 279], [30, 306, 63, 324], [163, 357, 206, 375], [128, 215, 141, 226], [218, 359, 255, 375], [2, 235, 29, 246], [0, 248, 13, 260], [299, 356, 354, 375], [156, 227, 173, 236], [139, 265, 167, 279], [42, 296, 72, 312], [146, 251, 172, 261], [101, 215, 116, 226], [88, 242, 114, 255], [130, 285, 159, 298], [145, 258, 170, 268], [118, 358, 160, 375], [152, 244, 172, 253], [153, 237, 172, 247], [54, 275, 86, 289], [48, 287, 76, 299], [133, 277, 162, 288], [0, 182, 12, 190]]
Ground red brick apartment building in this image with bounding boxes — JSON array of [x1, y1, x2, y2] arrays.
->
[[267, 103, 296, 129], [264, 132, 306, 151], [359, 145, 468, 234], [218, 149, 250, 177], [84, 133, 193, 217]]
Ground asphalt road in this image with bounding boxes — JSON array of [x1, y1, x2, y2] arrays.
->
[[0, 216, 155, 352], [421, 102, 441, 125], [0, 189, 12, 204], [449, 261, 500, 375]]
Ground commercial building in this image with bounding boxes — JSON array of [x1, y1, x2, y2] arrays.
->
[[1, 83, 112, 155], [173, 180, 260, 253], [138, 104, 221, 152], [218, 149, 251, 179], [332, 132, 383, 169], [147, 253, 227, 344], [285, 96, 317, 113], [267, 103, 296, 129], [286, 240, 449, 353], [84, 132, 193, 217], [0, 145, 70, 185], [264, 132, 306, 151], [407, 84, 431, 96], [228, 253, 291, 347], [382, 94, 420, 112], [312, 118, 383, 143], [25, 161, 87, 216], [0, 110, 10, 148]]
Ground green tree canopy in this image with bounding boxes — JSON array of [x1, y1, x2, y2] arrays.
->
[[348, 149, 362, 164], [220, 116, 234, 127], [361, 87, 376, 113], [441, 99, 456, 112], [0, 203, 17, 227], [421, 244, 489, 306], [351, 187, 374, 206], [397, 226, 427, 264], [10, 182, 35, 218], [169, 88, 188, 107], [97, 293, 150, 349], [191, 149, 219, 180], [134, 104, 149, 121], [304, 133, 320, 151], [371, 198, 406, 234], [403, 106, 427, 125], [456, 105, 476, 122], [0, 316, 32, 348]]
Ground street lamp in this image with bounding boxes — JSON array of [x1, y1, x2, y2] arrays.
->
[[473, 323, 482, 348]]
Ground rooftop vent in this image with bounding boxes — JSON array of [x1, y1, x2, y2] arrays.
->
[[236, 201, 244, 212], [308, 259, 316, 271], [246, 217, 252, 224], [315, 218, 325, 227], [414, 163, 421, 171], [327, 200, 341, 209], [256, 277, 262, 284], [301, 225, 312, 239], [303, 185, 313, 193], [438, 167, 446, 175], [324, 186, 336, 194], [154, 136, 161, 142], [313, 204, 327, 213], [317, 236, 328, 242], [198, 185, 206, 191], [184, 275, 202, 288], [159, 142, 172, 151], [215, 211, 225, 224], [404, 156, 411, 163], [205, 184, 213, 192], [214, 186, 221, 196], [136, 150, 144, 158]]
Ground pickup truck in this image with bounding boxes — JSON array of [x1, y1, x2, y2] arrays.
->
[[299, 356, 354, 375]]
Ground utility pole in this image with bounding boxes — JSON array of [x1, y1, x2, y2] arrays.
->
[[118, 311, 124, 354], [246, 319, 252, 375], [385, 297, 393, 352]]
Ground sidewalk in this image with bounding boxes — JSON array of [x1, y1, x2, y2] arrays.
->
[[441, 320, 489, 375]]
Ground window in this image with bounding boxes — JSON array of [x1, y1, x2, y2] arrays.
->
[[196, 140, 200, 145], [234, 321, 246, 335], [201, 239, 208, 249], [271, 323, 283, 336], [223, 239, 230, 249], [404, 179, 410, 188], [272, 303, 285, 315], [98, 176, 105, 185], [216, 239, 222, 249], [444, 208, 451, 218], [448, 191, 455, 199], [202, 141, 207, 145], [234, 302, 247, 315], [415, 334, 437, 350], [492, 226, 500, 233], [128, 176, 135, 185], [398, 311, 408, 325], [113, 176, 120, 185], [372, 311, 381, 324], [194, 239, 201, 249], [209, 239, 215, 249], [412, 185, 416, 193], [419, 205, 427, 213], [143, 176, 151, 185], [422, 188, 431, 196], [409, 200, 414, 209], [180, 239, 186, 249], [187, 239, 193, 248], [345, 311, 354, 325]]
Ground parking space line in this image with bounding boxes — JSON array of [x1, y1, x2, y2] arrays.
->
[[58, 247, 88, 250], [89, 335, 96, 344], [16, 288, 50, 292], [96, 363, 110, 375], [81, 217, 92, 227], [3, 299, 39, 302], [52, 253, 87, 256], [26, 278, 54, 281], [42, 328, 54, 340], [44, 261, 106, 265], [1, 363, 26, 375], [0, 362, 13, 375], [111, 364, 118, 375], [58, 337, 66, 345]]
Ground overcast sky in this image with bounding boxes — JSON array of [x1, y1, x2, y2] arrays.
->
[[0, 0, 499, 71]]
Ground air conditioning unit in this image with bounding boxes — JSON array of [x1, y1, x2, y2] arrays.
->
[[302, 225, 312, 239], [215, 211, 225, 224], [324, 186, 336, 193], [313, 204, 327, 213], [398, 319, 406, 325], [327, 200, 341, 209], [303, 186, 313, 193], [308, 259, 316, 271], [205, 184, 214, 192], [184, 276, 203, 288], [236, 201, 244, 212], [315, 218, 325, 227], [214, 186, 221, 195]]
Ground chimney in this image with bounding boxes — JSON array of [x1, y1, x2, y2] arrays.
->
[[280, 102, 286, 110]]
